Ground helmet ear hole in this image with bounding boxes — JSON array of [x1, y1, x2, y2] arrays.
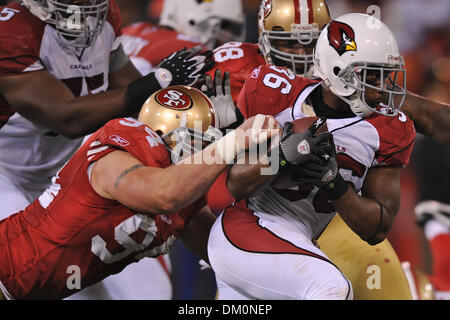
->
[[333, 67, 341, 76], [189, 19, 196, 26]]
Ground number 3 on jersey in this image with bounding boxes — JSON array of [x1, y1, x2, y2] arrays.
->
[[263, 66, 295, 95]]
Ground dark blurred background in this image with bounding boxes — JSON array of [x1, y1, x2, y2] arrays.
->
[[1, 0, 448, 299]]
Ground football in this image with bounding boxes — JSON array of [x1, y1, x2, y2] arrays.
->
[[270, 117, 329, 190]]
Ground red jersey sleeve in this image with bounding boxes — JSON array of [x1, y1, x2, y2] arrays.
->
[[366, 112, 416, 167], [122, 22, 203, 69], [0, 3, 46, 76], [207, 42, 266, 105], [86, 118, 171, 169], [106, 0, 122, 38], [237, 64, 318, 118]]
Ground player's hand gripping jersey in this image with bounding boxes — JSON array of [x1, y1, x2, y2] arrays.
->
[[235, 64, 416, 240], [0, 118, 205, 300], [0, 1, 123, 189]]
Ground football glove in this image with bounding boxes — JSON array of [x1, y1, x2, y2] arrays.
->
[[201, 69, 243, 129], [125, 46, 214, 113], [291, 144, 349, 200], [278, 118, 334, 167]]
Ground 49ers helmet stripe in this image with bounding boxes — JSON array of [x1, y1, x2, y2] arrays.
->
[[294, 0, 316, 25], [293, 0, 301, 24]]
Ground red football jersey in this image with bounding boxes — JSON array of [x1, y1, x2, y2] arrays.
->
[[207, 42, 266, 105], [122, 22, 202, 75], [204, 42, 266, 215], [237, 64, 319, 118], [0, 118, 205, 299]]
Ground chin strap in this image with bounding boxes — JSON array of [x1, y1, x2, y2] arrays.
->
[[337, 92, 373, 118]]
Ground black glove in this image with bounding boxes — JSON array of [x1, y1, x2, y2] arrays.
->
[[278, 118, 334, 167], [291, 144, 349, 200], [125, 46, 215, 113], [201, 69, 243, 129]]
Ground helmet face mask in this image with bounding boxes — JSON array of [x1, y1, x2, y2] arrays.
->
[[339, 61, 407, 116], [261, 30, 317, 76], [23, 0, 109, 48], [166, 124, 221, 164]]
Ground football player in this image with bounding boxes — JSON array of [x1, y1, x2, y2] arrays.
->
[[0, 0, 213, 300], [0, 0, 213, 215], [0, 85, 279, 300], [122, 0, 245, 76], [117, 0, 245, 299], [207, 13, 416, 299], [204, 0, 447, 299]]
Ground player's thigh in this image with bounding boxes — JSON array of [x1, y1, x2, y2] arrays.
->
[[208, 212, 352, 300]]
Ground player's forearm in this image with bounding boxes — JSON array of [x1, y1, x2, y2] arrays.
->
[[180, 206, 216, 263], [159, 162, 229, 213], [332, 188, 394, 245], [402, 91, 450, 145], [227, 154, 277, 200], [57, 88, 130, 138]]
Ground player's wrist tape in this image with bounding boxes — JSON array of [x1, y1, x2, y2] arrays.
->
[[324, 173, 348, 200], [125, 72, 162, 114], [216, 130, 242, 164]]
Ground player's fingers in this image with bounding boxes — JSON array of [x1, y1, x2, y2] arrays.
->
[[214, 69, 223, 95], [223, 71, 232, 96]]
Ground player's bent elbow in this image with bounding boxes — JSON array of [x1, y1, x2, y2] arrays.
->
[[151, 191, 183, 214], [363, 227, 390, 246], [366, 233, 386, 246], [53, 122, 89, 139]]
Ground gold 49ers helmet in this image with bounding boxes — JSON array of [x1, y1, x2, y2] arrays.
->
[[138, 85, 220, 163], [259, 0, 331, 77]]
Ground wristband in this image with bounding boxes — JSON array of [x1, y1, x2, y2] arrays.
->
[[216, 130, 242, 164], [324, 173, 349, 200], [125, 72, 162, 114]]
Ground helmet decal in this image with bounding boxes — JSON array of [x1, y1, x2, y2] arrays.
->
[[156, 89, 193, 110], [262, 0, 272, 18], [196, 0, 213, 3], [327, 20, 357, 56]]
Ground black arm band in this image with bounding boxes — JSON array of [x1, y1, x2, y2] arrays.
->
[[125, 72, 162, 114], [367, 200, 384, 243], [324, 173, 349, 200]]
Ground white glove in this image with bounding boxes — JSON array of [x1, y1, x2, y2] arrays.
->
[[204, 69, 241, 129]]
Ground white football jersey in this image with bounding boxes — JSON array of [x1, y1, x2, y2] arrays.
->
[[0, 1, 122, 190]]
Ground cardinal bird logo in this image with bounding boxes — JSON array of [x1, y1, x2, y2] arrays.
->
[[327, 21, 357, 56], [261, 0, 272, 18]]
